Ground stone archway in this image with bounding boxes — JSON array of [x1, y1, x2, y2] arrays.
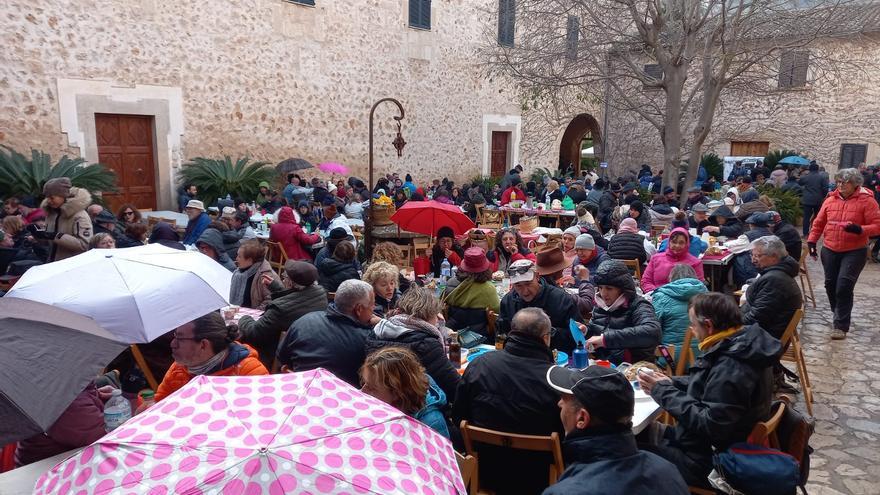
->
[[558, 114, 602, 176]]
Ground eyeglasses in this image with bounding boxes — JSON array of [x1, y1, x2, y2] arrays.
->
[[170, 330, 202, 342], [507, 263, 535, 276]]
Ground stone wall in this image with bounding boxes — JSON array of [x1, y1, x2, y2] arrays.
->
[[0, 0, 524, 207]]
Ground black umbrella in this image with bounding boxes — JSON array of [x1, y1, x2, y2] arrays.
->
[[276, 157, 314, 173], [0, 298, 127, 445]]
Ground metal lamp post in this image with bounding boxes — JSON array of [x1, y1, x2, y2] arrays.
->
[[365, 98, 406, 256]]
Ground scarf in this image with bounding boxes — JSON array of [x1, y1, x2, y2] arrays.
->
[[698, 326, 742, 351], [594, 293, 627, 312], [389, 314, 450, 354], [187, 348, 229, 376], [229, 262, 262, 306]]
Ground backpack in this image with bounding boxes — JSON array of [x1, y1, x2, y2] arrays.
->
[[775, 401, 815, 493]]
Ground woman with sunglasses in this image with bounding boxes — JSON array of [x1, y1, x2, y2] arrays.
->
[[116, 204, 143, 226]]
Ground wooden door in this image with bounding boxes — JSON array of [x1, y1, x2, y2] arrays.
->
[[730, 141, 769, 157], [96, 114, 157, 213], [491, 131, 510, 177]]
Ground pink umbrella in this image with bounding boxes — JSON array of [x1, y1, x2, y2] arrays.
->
[[317, 162, 349, 175], [391, 200, 475, 237], [35, 369, 465, 495]]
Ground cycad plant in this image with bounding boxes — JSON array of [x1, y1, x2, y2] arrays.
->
[[0, 145, 117, 201], [764, 149, 799, 170], [178, 156, 275, 204]]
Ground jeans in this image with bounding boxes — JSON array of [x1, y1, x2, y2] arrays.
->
[[802, 204, 820, 236], [820, 247, 867, 332]]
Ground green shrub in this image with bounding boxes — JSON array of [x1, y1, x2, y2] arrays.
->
[[0, 146, 117, 203], [178, 156, 274, 205], [757, 184, 802, 225], [700, 152, 724, 182]]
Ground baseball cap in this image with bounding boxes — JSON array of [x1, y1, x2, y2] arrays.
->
[[546, 365, 635, 424], [507, 259, 537, 284], [691, 203, 709, 213]]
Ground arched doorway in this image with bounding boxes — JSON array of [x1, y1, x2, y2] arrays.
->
[[558, 114, 602, 176]]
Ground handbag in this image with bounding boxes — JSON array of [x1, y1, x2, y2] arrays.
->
[[713, 442, 800, 495], [457, 328, 486, 349]]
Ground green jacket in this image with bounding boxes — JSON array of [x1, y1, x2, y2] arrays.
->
[[444, 278, 500, 313]]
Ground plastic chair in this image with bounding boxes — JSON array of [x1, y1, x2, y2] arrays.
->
[[798, 245, 816, 308], [455, 451, 479, 495], [266, 241, 289, 277], [778, 308, 811, 415]]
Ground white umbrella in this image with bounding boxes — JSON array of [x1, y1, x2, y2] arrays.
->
[[7, 244, 232, 343]]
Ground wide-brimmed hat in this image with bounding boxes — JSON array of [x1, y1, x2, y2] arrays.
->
[[326, 227, 354, 242], [609, 183, 622, 193], [185, 199, 205, 211], [535, 247, 569, 275], [459, 247, 491, 273]]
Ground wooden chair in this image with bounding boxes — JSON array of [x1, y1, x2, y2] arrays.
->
[[778, 308, 812, 415], [480, 209, 503, 230], [455, 451, 479, 495], [675, 327, 697, 376], [460, 420, 565, 489], [748, 401, 786, 447], [486, 309, 498, 339], [798, 245, 816, 308], [622, 259, 642, 280], [413, 238, 432, 258], [266, 241, 289, 277], [130, 344, 160, 390], [650, 225, 666, 238]]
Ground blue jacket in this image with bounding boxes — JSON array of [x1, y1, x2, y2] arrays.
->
[[658, 234, 707, 257], [182, 212, 211, 245], [543, 426, 688, 495], [414, 376, 450, 438], [650, 277, 707, 361]]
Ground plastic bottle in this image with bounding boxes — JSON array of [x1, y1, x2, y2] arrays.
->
[[139, 389, 156, 410], [104, 389, 132, 432], [572, 341, 588, 369], [440, 258, 451, 279]]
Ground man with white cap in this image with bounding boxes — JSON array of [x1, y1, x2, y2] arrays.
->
[[543, 365, 688, 494], [182, 199, 211, 245]]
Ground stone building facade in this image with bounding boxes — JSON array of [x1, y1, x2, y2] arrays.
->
[[0, 0, 527, 210]]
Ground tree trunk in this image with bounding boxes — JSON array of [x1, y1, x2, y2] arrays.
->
[[662, 70, 684, 194], [681, 66, 724, 209]]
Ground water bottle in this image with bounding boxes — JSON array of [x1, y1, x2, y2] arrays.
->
[[104, 389, 132, 432], [572, 341, 588, 369]]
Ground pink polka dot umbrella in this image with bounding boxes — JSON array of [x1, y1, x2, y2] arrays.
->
[[34, 369, 466, 495]]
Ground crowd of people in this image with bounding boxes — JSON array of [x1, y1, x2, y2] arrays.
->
[[2, 158, 879, 493]]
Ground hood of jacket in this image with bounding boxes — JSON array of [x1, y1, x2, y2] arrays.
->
[[652, 277, 707, 301], [148, 222, 179, 243], [196, 228, 226, 254], [651, 204, 674, 215], [277, 206, 297, 224], [710, 205, 738, 221], [319, 256, 357, 276], [504, 332, 554, 363], [373, 314, 438, 340], [703, 323, 781, 367], [759, 255, 800, 278], [42, 186, 91, 218], [666, 227, 692, 261], [424, 375, 447, 410]]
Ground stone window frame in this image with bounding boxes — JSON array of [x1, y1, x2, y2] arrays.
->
[[409, 0, 432, 31]]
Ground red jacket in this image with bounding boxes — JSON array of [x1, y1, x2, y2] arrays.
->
[[808, 187, 880, 252], [155, 343, 268, 401], [270, 207, 321, 261], [500, 186, 525, 205]]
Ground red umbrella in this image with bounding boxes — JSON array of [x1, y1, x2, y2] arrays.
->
[[390, 200, 475, 236]]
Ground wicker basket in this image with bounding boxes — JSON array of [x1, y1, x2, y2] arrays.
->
[[518, 215, 538, 233], [372, 204, 396, 225]]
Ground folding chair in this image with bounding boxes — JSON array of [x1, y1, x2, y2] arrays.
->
[[622, 259, 642, 280], [798, 245, 816, 308], [266, 241, 289, 277], [748, 401, 786, 447], [778, 308, 811, 415], [455, 451, 479, 495]]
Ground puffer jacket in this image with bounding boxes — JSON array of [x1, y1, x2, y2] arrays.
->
[[276, 304, 372, 386], [41, 186, 92, 261], [587, 295, 661, 364], [735, 198, 770, 221], [641, 228, 704, 293], [366, 314, 461, 401], [607, 232, 648, 265], [808, 186, 880, 252], [155, 343, 268, 401], [318, 257, 360, 293], [649, 204, 675, 227], [650, 324, 781, 480], [270, 206, 321, 261], [651, 277, 707, 361], [708, 206, 744, 238], [195, 228, 236, 271], [498, 279, 582, 354], [413, 376, 450, 438], [543, 426, 688, 495], [742, 256, 803, 340]]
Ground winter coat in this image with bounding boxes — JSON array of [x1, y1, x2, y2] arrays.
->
[[587, 295, 661, 364], [731, 227, 772, 286], [571, 246, 610, 285], [14, 382, 105, 467], [453, 333, 563, 495], [413, 376, 450, 438], [430, 244, 464, 278], [232, 259, 278, 310], [742, 256, 803, 340], [808, 186, 880, 252], [366, 315, 461, 401], [650, 324, 781, 478], [373, 290, 400, 318], [238, 282, 329, 369], [598, 191, 619, 230], [772, 221, 803, 260], [487, 247, 535, 273], [585, 187, 604, 206], [607, 232, 648, 265], [270, 206, 321, 261], [708, 206, 744, 238], [195, 228, 236, 271], [41, 186, 92, 261], [735, 198, 770, 221], [498, 279, 582, 354], [155, 343, 268, 401], [542, 426, 688, 495], [276, 304, 372, 386], [799, 172, 828, 206], [221, 227, 243, 259], [318, 257, 360, 293], [658, 234, 707, 258], [688, 216, 710, 236], [182, 212, 210, 245], [148, 222, 184, 250], [641, 228, 704, 293], [500, 185, 526, 205], [542, 188, 564, 205], [651, 277, 707, 361], [649, 205, 675, 228]]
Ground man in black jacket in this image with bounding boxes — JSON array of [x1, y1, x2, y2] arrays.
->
[[798, 164, 828, 236], [704, 205, 743, 238], [598, 183, 621, 232], [497, 260, 583, 354], [639, 293, 781, 487], [454, 308, 563, 494], [276, 279, 376, 386], [768, 212, 802, 260], [742, 236, 803, 340]]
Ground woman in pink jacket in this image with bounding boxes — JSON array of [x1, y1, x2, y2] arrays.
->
[[640, 227, 704, 293]]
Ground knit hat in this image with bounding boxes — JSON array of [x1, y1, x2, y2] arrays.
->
[[459, 247, 491, 273], [594, 260, 635, 293], [185, 199, 205, 211], [437, 226, 455, 240], [691, 203, 709, 213], [575, 233, 595, 250], [563, 226, 582, 238], [617, 218, 638, 234], [663, 186, 675, 195], [609, 183, 622, 193], [95, 210, 117, 225], [43, 177, 72, 198], [535, 247, 569, 275], [546, 365, 634, 423], [283, 260, 318, 287]]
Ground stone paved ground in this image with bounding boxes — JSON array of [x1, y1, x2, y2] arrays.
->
[[795, 256, 880, 495]]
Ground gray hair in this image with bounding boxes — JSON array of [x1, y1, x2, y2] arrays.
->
[[334, 279, 374, 314], [511, 308, 551, 340], [835, 168, 863, 187], [669, 263, 698, 282], [751, 235, 788, 260]]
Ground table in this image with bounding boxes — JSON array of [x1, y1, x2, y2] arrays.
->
[[0, 449, 77, 494], [223, 306, 264, 324], [143, 210, 189, 228], [700, 251, 735, 291]]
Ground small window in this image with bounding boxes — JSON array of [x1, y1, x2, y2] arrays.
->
[[409, 0, 431, 30], [566, 16, 579, 61], [778, 50, 809, 89], [644, 64, 663, 88], [839, 144, 868, 169], [287, 0, 315, 5], [498, 0, 516, 47]]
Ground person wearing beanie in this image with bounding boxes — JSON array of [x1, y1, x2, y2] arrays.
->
[[767, 211, 802, 260], [627, 200, 652, 232], [585, 260, 661, 365], [430, 226, 464, 278], [562, 226, 582, 271], [607, 218, 650, 265], [641, 228, 704, 293], [34, 177, 92, 262], [571, 233, 609, 285]]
